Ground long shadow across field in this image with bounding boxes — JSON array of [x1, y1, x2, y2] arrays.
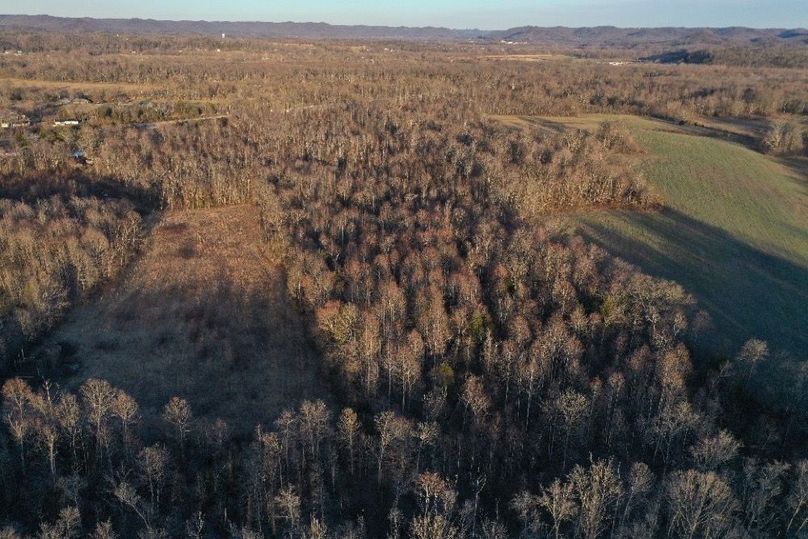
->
[[40, 264, 330, 439], [35, 205, 331, 439], [0, 170, 159, 211], [579, 207, 808, 358]]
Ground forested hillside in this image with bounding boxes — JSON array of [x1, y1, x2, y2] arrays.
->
[[0, 32, 806, 538]]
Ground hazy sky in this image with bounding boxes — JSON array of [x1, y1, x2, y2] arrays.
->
[[2, 0, 806, 29]]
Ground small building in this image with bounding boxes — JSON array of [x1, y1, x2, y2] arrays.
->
[[54, 119, 80, 127]]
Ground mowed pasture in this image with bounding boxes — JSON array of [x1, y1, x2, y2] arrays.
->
[[36, 205, 330, 436], [490, 113, 808, 358]]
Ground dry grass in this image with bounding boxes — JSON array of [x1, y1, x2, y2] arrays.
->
[[0, 77, 158, 93], [38, 204, 330, 436], [478, 53, 575, 62], [486, 112, 648, 134]]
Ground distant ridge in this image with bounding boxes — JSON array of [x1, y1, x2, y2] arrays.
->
[[487, 26, 808, 48], [0, 15, 806, 47], [0, 14, 483, 41]]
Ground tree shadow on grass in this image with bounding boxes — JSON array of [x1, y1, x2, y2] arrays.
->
[[578, 207, 808, 359], [0, 169, 159, 212], [29, 204, 331, 440], [39, 271, 330, 440]]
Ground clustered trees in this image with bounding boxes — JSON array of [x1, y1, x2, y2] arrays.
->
[[264, 103, 806, 536], [3, 32, 808, 125], [762, 120, 807, 156], [0, 34, 806, 537], [0, 181, 142, 369], [1, 357, 806, 538], [710, 46, 808, 69]]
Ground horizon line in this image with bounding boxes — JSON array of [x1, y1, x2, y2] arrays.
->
[[1, 14, 806, 33]]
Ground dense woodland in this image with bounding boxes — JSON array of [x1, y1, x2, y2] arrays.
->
[[0, 33, 806, 538]]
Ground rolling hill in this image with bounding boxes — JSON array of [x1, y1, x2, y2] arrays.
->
[[530, 115, 807, 359], [487, 26, 808, 48], [0, 14, 806, 47], [0, 14, 482, 41]]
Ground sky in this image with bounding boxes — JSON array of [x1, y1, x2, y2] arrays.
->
[[1, 0, 806, 30]]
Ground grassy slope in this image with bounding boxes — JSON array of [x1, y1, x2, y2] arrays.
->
[[531, 115, 807, 358]]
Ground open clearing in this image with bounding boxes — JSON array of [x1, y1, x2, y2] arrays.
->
[[490, 113, 807, 357], [37, 204, 329, 436], [0, 76, 158, 94], [478, 53, 577, 62]]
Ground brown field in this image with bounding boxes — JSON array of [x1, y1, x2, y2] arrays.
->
[[37, 204, 329, 436], [0, 76, 158, 93], [478, 53, 576, 62]]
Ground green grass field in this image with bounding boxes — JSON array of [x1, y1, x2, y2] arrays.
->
[[531, 115, 807, 359]]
